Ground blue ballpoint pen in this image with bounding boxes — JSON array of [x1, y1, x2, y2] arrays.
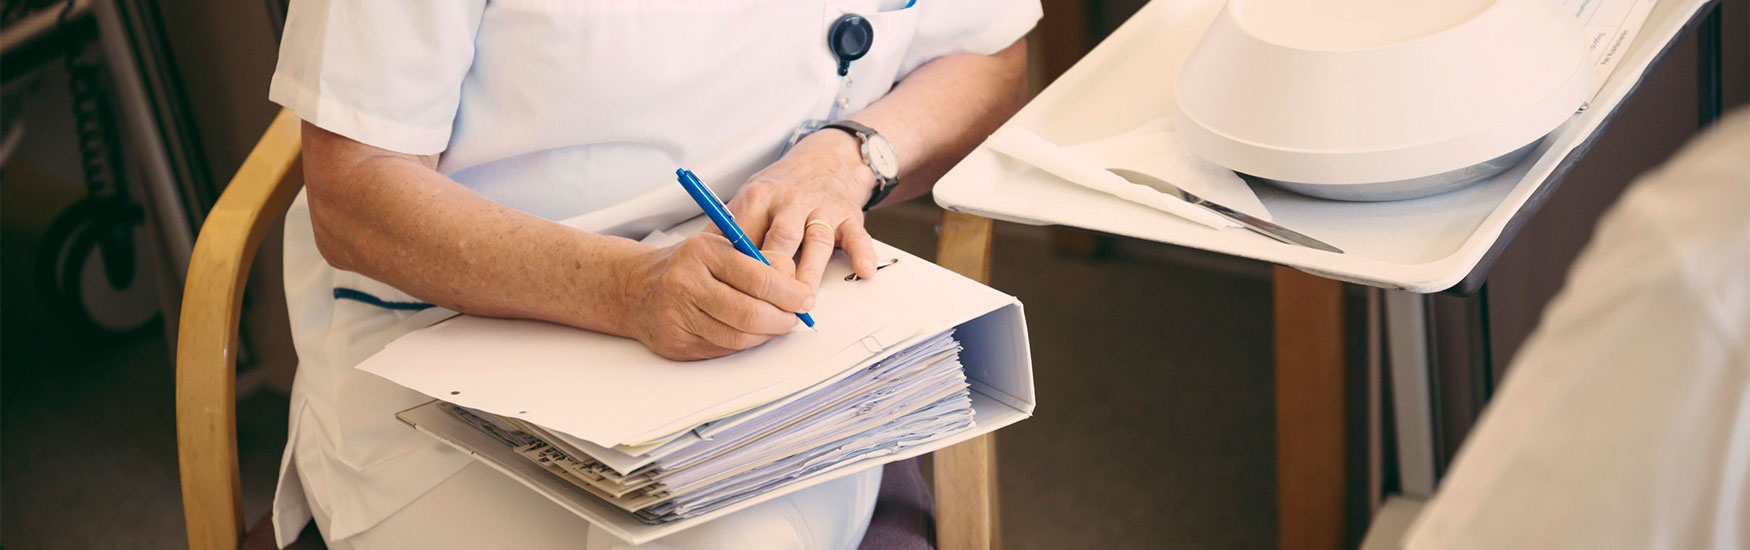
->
[[675, 168, 817, 329]]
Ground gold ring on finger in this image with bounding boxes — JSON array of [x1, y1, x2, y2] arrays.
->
[[806, 219, 835, 232]]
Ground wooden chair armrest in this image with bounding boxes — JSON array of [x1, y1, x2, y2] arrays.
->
[[176, 108, 304, 550]]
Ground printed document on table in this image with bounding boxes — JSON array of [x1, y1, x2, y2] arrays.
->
[[1565, 0, 1658, 107]]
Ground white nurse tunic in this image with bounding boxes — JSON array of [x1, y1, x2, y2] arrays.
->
[[264, 0, 1039, 548]]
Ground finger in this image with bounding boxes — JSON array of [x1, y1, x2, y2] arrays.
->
[[839, 219, 879, 280], [760, 207, 810, 259], [728, 198, 773, 247], [762, 249, 798, 280], [692, 278, 798, 337], [704, 246, 816, 314], [680, 305, 777, 351], [795, 212, 840, 291]]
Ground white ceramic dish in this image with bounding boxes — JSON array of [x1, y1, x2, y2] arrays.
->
[[1171, 0, 1591, 199]]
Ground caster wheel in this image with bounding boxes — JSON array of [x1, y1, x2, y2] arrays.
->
[[36, 197, 159, 337]]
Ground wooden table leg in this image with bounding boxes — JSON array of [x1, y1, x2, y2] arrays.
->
[[1274, 266, 1348, 550], [937, 210, 994, 281], [933, 210, 1001, 550]]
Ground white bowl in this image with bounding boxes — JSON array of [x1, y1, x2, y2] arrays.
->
[[1170, 0, 1590, 199]]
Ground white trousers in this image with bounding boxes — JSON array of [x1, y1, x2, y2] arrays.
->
[[307, 461, 881, 550]]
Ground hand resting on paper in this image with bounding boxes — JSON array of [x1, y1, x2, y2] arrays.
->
[[725, 129, 881, 292]]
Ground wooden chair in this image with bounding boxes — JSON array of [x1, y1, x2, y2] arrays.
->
[[175, 108, 1003, 550]]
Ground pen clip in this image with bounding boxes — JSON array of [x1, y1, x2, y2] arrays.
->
[[700, 181, 732, 220]]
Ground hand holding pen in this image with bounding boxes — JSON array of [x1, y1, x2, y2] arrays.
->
[[677, 168, 818, 330], [605, 170, 817, 361]]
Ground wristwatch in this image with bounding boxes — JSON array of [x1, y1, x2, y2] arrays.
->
[[821, 120, 899, 211]]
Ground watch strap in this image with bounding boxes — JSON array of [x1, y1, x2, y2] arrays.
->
[[821, 121, 897, 211], [823, 120, 878, 140]]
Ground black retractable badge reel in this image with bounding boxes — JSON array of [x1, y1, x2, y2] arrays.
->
[[825, 14, 872, 121], [828, 14, 873, 76]]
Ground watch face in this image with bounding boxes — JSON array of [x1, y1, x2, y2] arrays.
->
[[863, 134, 899, 179]]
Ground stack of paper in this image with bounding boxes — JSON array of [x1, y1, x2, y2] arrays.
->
[[440, 331, 975, 524]]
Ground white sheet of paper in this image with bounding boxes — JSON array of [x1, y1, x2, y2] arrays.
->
[[359, 221, 1014, 448], [984, 125, 1236, 229], [1565, 0, 1657, 108]]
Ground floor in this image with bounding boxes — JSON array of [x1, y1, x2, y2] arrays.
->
[[1, 165, 288, 549], [869, 204, 1278, 549], [2, 188, 1278, 549]]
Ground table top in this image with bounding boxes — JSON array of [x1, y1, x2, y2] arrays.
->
[[933, 0, 1715, 293]]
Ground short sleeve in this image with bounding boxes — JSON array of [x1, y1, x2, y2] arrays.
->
[[268, 0, 486, 155], [896, 0, 1042, 78]]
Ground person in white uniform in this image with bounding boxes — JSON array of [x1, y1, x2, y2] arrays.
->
[[1403, 108, 1749, 549], [263, 1, 1039, 548]]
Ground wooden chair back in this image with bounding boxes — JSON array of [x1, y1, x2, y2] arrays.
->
[[176, 108, 303, 549]]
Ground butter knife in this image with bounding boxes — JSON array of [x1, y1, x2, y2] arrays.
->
[[1107, 168, 1343, 254]]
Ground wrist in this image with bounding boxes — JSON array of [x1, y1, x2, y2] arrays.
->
[[797, 128, 877, 202], [818, 120, 899, 210], [560, 233, 652, 338], [800, 124, 861, 161]]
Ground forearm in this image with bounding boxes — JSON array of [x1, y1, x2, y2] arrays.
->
[[845, 39, 1029, 203], [301, 123, 644, 335]]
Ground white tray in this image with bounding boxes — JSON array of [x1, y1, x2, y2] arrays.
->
[[935, 0, 1713, 292]]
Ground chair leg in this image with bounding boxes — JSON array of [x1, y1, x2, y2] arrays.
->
[[934, 433, 1000, 550], [933, 210, 1000, 550]]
